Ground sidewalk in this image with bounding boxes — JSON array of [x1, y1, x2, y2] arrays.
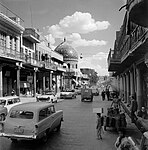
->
[[120, 101, 143, 147]]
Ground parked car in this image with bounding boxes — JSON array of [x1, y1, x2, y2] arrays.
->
[[60, 89, 77, 99], [0, 106, 7, 121], [0, 96, 22, 113], [36, 91, 58, 103], [0, 102, 63, 143]]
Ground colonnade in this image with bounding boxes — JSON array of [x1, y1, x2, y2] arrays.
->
[[116, 65, 143, 112]]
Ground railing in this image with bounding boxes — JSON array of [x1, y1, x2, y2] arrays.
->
[[0, 45, 25, 61], [23, 28, 40, 41], [24, 56, 42, 67], [0, 2, 24, 26], [120, 25, 148, 59]]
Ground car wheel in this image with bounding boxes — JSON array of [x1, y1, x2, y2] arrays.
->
[[11, 139, 18, 143], [56, 121, 61, 131]]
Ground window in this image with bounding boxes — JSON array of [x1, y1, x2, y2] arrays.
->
[[10, 110, 34, 119], [39, 109, 47, 121], [7, 99, 13, 105]]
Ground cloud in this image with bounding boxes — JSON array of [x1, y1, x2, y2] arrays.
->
[[65, 33, 107, 47], [42, 11, 110, 48], [78, 52, 109, 76], [57, 11, 110, 34]]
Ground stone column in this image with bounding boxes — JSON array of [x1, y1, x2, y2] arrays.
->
[[16, 66, 20, 96], [127, 72, 130, 105], [119, 75, 123, 97], [0, 66, 3, 97], [124, 74, 127, 103], [136, 66, 143, 111], [55, 74, 58, 94], [49, 71, 52, 91], [130, 70, 134, 99], [16, 36, 20, 52], [33, 68, 37, 97], [43, 72, 45, 93], [60, 74, 63, 91], [6, 35, 10, 49]]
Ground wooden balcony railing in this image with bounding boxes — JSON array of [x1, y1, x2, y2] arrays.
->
[[120, 25, 148, 59], [0, 45, 25, 61]]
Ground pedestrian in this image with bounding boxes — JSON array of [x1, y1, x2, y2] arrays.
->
[[96, 113, 104, 140], [137, 107, 148, 119], [106, 89, 110, 101], [115, 129, 131, 150], [101, 90, 105, 101], [130, 94, 138, 123]]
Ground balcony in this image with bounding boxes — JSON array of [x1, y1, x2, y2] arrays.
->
[[120, 25, 148, 63], [108, 49, 121, 72], [23, 28, 40, 43], [24, 56, 42, 67], [0, 45, 24, 62], [0, 2, 24, 32], [127, 0, 148, 27]]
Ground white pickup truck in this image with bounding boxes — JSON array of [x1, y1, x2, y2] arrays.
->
[[0, 102, 63, 143]]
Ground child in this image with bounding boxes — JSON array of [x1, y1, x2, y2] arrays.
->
[[96, 113, 103, 140]]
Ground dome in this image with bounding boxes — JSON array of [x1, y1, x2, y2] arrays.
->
[[55, 39, 78, 61]]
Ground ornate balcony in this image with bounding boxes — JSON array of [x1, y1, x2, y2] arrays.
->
[[127, 0, 148, 27], [108, 49, 121, 72], [23, 28, 40, 43], [120, 25, 148, 64], [0, 2, 24, 32], [0, 45, 24, 62]]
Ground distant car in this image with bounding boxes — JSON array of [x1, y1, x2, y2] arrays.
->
[[0, 102, 63, 143], [91, 88, 99, 96], [0, 106, 7, 121], [74, 88, 81, 95], [60, 89, 77, 99], [36, 91, 58, 103], [81, 88, 93, 102], [0, 96, 22, 113]]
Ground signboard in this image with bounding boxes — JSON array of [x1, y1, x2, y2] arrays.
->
[[93, 108, 103, 114]]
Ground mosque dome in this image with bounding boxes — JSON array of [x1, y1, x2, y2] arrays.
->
[[54, 38, 78, 62]]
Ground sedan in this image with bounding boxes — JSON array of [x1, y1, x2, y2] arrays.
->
[[36, 91, 58, 103], [60, 89, 77, 99]]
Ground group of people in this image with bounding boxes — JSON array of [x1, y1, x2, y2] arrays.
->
[[101, 89, 110, 101]]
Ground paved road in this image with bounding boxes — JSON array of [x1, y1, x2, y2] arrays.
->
[[0, 95, 142, 150]]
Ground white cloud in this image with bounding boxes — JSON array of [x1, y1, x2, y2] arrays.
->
[[42, 11, 110, 48], [57, 11, 110, 34], [78, 52, 109, 76]]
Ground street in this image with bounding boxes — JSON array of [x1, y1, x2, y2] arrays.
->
[[0, 95, 141, 150]]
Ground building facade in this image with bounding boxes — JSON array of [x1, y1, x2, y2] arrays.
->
[[0, 2, 66, 97], [108, 0, 148, 113]]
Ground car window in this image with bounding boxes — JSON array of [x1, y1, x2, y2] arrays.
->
[[39, 109, 47, 121], [0, 100, 6, 106], [10, 110, 34, 119], [14, 98, 20, 103], [7, 99, 13, 105]]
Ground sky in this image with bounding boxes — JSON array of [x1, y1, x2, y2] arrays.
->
[[1, 0, 126, 76]]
